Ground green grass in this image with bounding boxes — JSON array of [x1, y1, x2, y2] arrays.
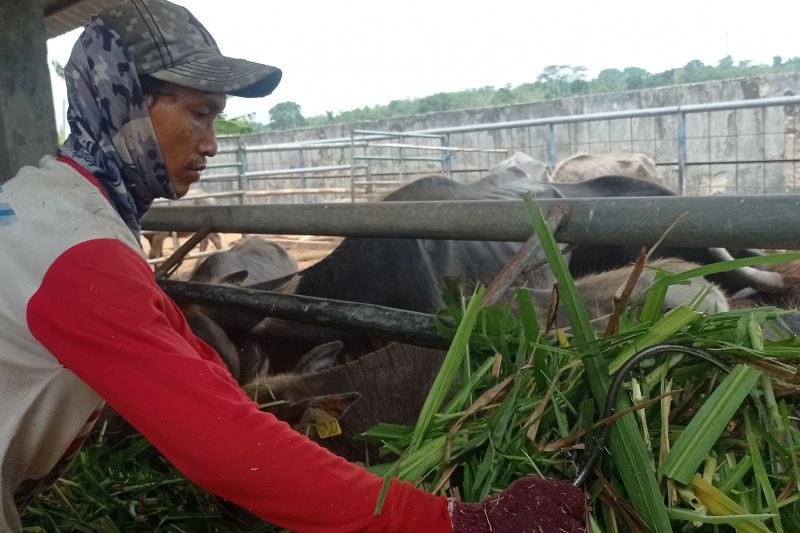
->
[[22, 194, 800, 532]]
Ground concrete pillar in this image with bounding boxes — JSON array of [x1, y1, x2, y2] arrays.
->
[[0, 0, 57, 183]]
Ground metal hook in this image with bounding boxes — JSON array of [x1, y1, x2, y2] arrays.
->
[[573, 343, 730, 487]]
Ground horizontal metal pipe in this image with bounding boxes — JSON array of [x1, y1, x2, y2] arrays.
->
[[205, 162, 242, 169], [411, 95, 800, 136], [158, 280, 446, 348], [243, 164, 360, 177], [199, 173, 240, 182], [353, 129, 446, 139], [353, 155, 444, 162], [244, 141, 369, 152], [370, 142, 509, 153], [141, 195, 800, 249]]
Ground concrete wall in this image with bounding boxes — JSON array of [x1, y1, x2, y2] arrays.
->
[[0, 0, 57, 183], [208, 72, 800, 202]]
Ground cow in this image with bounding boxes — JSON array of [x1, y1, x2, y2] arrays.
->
[[235, 173, 758, 374], [182, 236, 299, 382], [549, 152, 660, 184], [525, 257, 729, 330], [240, 260, 728, 463], [242, 342, 447, 463], [188, 236, 298, 285], [726, 256, 800, 308]]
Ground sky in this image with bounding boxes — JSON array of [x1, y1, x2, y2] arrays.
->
[[47, 0, 800, 129]]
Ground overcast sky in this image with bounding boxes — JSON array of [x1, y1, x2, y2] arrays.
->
[[47, 0, 800, 128]]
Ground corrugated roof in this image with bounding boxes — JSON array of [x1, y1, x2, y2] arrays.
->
[[44, 0, 120, 38]]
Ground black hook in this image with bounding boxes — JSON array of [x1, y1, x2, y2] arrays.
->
[[573, 343, 731, 487]]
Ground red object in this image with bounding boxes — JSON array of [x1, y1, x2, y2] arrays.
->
[[27, 239, 451, 532], [450, 476, 586, 533]]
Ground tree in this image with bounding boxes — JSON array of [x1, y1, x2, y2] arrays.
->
[[214, 113, 260, 134], [717, 55, 734, 69], [536, 65, 587, 98], [268, 101, 307, 130], [417, 93, 455, 113], [622, 67, 648, 90], [595, 68, 624, 93], [492, 87, 515, 105]]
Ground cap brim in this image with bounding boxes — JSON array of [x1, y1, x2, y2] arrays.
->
[[149, 54, 282, 98]]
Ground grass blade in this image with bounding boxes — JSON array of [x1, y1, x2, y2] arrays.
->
[[409, 286, 485, 453], [661, 364, 762, 484], [523, 194, 672, 532]]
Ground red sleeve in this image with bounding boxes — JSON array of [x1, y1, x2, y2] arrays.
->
[[27, 239, 452, 533]]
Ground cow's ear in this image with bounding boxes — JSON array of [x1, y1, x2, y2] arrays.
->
[[304, 391, 361, 420], [219, 270, 250, 285], [294, 340, 344, 374], [282, 392, 361, 434]]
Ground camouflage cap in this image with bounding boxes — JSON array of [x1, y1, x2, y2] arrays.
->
[[99, 0, 281, 97]]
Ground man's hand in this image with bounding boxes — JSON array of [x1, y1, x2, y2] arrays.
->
[[449, 475, 586, 533]]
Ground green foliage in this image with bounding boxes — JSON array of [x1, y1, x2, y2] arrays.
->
[[48, 54, 800, 135], [268, 101, 307, 130], [20, 435, 284, 532], [214, 113, 260, 135], [302, 56, 800, 128]]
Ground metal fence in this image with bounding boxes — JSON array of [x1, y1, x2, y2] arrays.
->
[[156, 94, 800, 209]]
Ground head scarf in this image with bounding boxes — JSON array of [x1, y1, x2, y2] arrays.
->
[[57, 17, 176, 236]]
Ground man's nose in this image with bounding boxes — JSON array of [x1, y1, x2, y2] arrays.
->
[[199, 128, 218, 158]]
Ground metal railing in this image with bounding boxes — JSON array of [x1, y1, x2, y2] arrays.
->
[[194, 93, 800, 201]]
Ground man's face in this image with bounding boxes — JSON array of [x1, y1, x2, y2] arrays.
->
[[146, 83, 226, 197]]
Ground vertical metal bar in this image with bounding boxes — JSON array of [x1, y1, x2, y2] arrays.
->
[[546, 123, 556, 171], [706, 111, 712, 195], [297, 148, 308, 203], [236, 135, 248, 206], [170, 231, 180, 254], [677, 111, 687, 196], [398, 146, 405, 184], [350, 129, 356, 203], [761, 105, 767, 194], [236, 135, 249, 238], [442, 133, 452, 179]]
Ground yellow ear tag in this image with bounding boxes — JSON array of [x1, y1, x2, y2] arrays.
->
[[556, 329, 570, 347], [315, 413, 342, 439]]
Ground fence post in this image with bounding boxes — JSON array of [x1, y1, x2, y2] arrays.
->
[[297, 147, 309, 203], [677, 110, 687, 196], [350, 130, 356, 203], [546, 123, 557, 170], [442, 133, 453, 180], [236, 135, 248, 206]]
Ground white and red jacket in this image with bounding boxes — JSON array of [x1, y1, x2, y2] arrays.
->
[[0, 156, 451, 532]]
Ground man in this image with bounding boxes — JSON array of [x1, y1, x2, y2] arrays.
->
[[0, 1, 586, 531]]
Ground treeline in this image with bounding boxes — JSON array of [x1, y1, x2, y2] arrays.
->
[[217, 56, 800, 133]]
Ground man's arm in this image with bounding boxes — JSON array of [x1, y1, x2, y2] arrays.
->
[[27, 238, 452, 533]]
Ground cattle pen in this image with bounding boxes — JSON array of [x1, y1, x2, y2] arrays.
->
[[143, 94, 800, 265], [175, 92, 800, 206], [140, 91, 800, 366]]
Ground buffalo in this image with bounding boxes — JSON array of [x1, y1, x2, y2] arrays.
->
[[244, 172, 752, 373], [549, 152, 661, 184], [239, 258, 728, 463], [243, 342, 446, 462], [182, 236, 299, 382]]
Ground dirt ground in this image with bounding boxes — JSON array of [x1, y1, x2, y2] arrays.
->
[[142, 232, 342, 279]]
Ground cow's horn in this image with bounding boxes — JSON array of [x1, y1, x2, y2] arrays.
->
[[708, 248, 786, 293]]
